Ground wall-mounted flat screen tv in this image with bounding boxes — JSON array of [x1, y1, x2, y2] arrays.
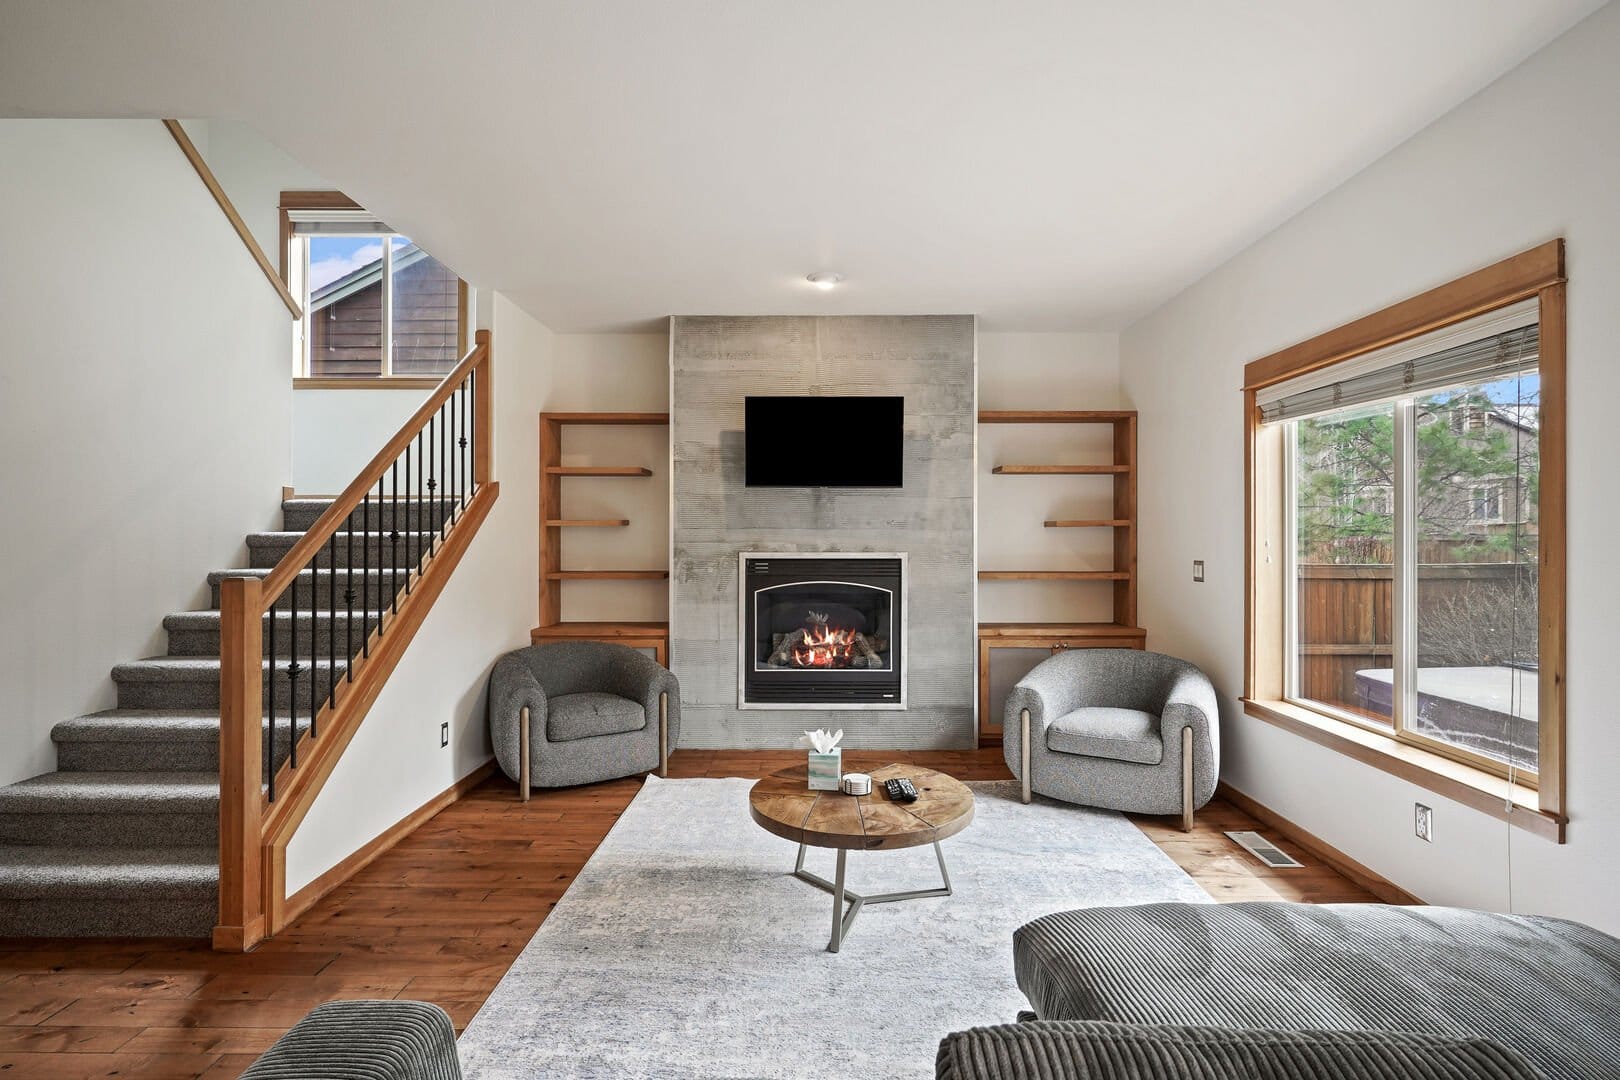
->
[[745, 396, 904, 487]]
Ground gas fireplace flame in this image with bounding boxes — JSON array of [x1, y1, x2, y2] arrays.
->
[[790, 613, 859, 668]]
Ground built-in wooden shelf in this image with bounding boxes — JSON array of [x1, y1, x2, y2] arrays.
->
[[975, 621, 1149, 745], [539, 411, 672, 632], [1044, 519, 1132, 528], [532, 620, 669, 665], [976, 408, 1141, 743], [545, 569, 669, 581], [992, 464, 1130, 475], [979, 410, 1136, 424], [977, 570, 1130, 581], [544, 466, 653, 477]]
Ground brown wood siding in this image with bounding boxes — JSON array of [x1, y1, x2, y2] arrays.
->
[[308, 253, 461, 377]]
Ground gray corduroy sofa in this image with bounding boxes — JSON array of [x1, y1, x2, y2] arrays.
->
[[981, 900, 1620, 1080], [488, 641, 679, 795]]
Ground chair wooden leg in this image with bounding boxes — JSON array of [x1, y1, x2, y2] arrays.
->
[[518, 706, 531, 803], [658, 692, 669, 779], [1020, 708, 1032, 805], [1180, 724, 1193, 832]]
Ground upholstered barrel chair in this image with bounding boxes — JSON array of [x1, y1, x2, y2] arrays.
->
[[1004, 649, 1218, 830], [489, 641, 679, 797]]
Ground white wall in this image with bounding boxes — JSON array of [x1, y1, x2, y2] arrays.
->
[[0, 120, 292, 787], [977, 333, 1121, 718], [286, 293, 551, 892], [191, 119, 334, 261], [1120, 3, 1620, 932], [290, 388, 430, 494]]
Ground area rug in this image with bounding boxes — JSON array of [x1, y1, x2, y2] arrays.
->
[[457, 776, 1209, 1079]]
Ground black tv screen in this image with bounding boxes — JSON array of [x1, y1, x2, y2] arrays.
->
[[745, 396, 904, 487]]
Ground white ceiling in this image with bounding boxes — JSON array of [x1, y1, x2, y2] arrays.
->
[[0, 1, 1605, 332]]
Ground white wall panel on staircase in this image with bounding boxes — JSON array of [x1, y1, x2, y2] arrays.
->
[[0, 119, 292, 789]]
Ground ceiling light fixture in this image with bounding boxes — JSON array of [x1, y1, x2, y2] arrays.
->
[[806, 271, 845, 290]]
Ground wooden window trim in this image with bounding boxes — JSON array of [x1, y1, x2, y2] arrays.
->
[[280, 191, 470, 384], [1243, 239, 1567, 839]]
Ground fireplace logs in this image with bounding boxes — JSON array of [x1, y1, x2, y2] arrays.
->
[[765, 610, 888, 670]]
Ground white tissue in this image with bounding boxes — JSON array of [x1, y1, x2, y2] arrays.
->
[[796, 728, 844, 754]]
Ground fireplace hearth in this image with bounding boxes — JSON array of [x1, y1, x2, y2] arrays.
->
[[739, 553, 906, 709]]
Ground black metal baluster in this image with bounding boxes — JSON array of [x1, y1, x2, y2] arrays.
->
[[439, 403, 448, 540], [416, 429, 425, 569], [462, 375, 470, 506], [451, 387, 460, 524], [390, 460, 401, 616], [345, 516, 355, 683], [375, 478, 387, 639], [308, 547, 318, 737], [266, 589, 277, 801], [361, 492, 371, 658], [288, 557, 300, 770], [403, 440, 412, 596], [426, 415, 438, 555], [324, 530, 336, 731]]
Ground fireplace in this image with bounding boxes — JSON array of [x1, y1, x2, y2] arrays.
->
[[739, 553, 906, 709]]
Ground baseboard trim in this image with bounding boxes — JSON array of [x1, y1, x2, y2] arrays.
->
[[1216, 781, 1424, 906], [282, 759, 498, 927]]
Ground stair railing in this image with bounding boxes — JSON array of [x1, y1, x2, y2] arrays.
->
[[216, 329, 496, 950]]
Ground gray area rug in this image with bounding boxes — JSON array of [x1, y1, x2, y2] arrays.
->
[[457, 776, 1209, 1079]]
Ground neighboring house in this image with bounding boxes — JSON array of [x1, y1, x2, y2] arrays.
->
[[309, 242, 460, 377]]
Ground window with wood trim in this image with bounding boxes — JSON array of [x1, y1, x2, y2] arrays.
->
[[1244, 241, 1565, 828], [281, 194, 468, 381]]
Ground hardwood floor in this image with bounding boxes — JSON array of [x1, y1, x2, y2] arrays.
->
[[0, 749, 1378, 1078]]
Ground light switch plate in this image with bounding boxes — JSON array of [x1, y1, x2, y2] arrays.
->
[[440, 722, 449, 748], [1192, 560, 1205, 582]]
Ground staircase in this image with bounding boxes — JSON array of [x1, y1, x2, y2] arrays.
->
[[0, 497, 443, 937]]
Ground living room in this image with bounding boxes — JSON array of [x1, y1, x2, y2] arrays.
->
[[1, 2, 1618, 1078]]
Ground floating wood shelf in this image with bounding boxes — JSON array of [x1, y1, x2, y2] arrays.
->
[[977, 570, 1130, 581], [979, 410, 1136, 424], [545, 569, 669, 581], [1044, 519, 1132, 528], [992, 464, 1130, 475], [544, 466, 653, 477], [545, 519, 630, 528]]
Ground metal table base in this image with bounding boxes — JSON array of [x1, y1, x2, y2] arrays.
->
[[791, 841, 953, 953]]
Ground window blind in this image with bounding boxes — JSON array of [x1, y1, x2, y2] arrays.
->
[[1257, 298, 1539, 424], [286, 208, 394, 236]]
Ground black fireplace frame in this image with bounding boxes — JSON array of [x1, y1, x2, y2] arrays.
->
[[738, 552, 907, 710]]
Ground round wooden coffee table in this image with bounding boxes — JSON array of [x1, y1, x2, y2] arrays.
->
[[748, 762, 974, 952]]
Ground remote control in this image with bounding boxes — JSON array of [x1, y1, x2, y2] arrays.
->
[[885, 777, 919, 803]]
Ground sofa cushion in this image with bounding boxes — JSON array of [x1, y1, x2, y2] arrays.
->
[[936, 1021, 1543, 1080], [1013, 901, 1620, 1080], [1046, 708, 1162, 764], [546, 692, 646, 743]]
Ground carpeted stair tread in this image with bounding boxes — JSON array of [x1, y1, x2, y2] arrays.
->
[[0, 845, 216, 900], [0, 771, 218, 814]]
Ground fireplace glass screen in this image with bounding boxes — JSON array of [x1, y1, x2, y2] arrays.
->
[[754, 583, 892, 672]]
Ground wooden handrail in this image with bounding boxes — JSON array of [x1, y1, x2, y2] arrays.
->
[[256, 333, 492, 607], [215, 330, 496, 951], [162, 120, 303, 319]]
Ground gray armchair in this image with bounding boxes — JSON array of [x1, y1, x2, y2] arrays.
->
[[1003, 649, 1218, 830], [489, 641, 679, 797]]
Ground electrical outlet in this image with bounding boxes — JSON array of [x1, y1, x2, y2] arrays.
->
[[1192, 560, 1205, 582], [440, 722, 449, 748], [1414, 802, 1433, 843]]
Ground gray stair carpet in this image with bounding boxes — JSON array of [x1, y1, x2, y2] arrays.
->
[[0, 495, 425, 938]]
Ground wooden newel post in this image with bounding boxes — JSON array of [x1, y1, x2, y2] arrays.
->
[[474, 329, 493, 486], [216, 576, 265, 952]]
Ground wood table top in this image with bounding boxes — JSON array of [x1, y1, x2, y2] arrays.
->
[[747, 762, 975, 851]]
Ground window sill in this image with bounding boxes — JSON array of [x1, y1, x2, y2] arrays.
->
[[294, 377, 443, 391], [1241, 697, 1565, 843]]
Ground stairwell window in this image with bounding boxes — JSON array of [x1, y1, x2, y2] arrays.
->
[[1243, 242, 1566, 837], [283, 197, 467, 383]]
